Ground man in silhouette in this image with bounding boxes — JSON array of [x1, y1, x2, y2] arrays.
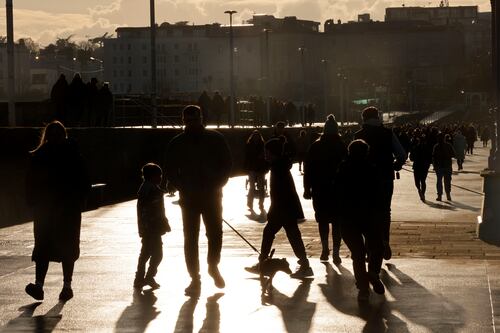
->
[[354, 107, 406, 260], [165, 105, 232, 295]]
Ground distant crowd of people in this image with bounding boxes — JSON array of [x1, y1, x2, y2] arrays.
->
[[23, 105, 487, 304], [51, 73, 113, 127]]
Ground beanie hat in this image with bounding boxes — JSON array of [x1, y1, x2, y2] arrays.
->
[[323, 114, 339, 135]]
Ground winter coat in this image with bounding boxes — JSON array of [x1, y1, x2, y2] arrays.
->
[[409, 140, 432, 171], [303, 134, 347, 213], [452, 133, 467, 160], [137, 181, 170, 238], [432, 142, 455, 171], [267, 158, 304, 222], [26, 139, 90, 263], [165, 128, 232, 198], [334, 158, 381, 224]]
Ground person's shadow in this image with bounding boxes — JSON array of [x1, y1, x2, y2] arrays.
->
[[1, 301, 65, 332], [382, 263, 465, 332], [115, 289, 159, 333], [319, 262, 410, 333], [173, 293, 224, 333], [261, 279, 316, 333]]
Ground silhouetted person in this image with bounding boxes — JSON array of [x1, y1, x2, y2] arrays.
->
[[165, 105, 232, 296], [466, 124, 477, 155], [409, 130, 432, 202], [432, 133, 455, 201], [284, 101, 298, 126], [212, 91, 224, 128], [481, 125, 491, 147], [25, 121, 90, 302], [51, 74, 68, 123], [335, 139, 385, 301], [354, 107, 406, 260], [67, 73, 87, 127], [245, 137, 313, 279], [296, 130, 308, 173], [453, 130, 466, 171], [97, 83, 113, 127], [244, 130, 269, 215], [306, 104, 316, 127], [134, 163, 171, 290], [198, 91, 212, 126], [303, 115, 347, 264]]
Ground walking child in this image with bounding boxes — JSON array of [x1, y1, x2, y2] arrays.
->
[[245, 137, 313, 278], [134, 163, 171, 289]]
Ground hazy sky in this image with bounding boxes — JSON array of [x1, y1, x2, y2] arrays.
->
[[0, 0, 492, 45]]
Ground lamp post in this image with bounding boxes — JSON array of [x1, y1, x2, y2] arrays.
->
[[298, 47, 306, 126], [225, 10, 237, 127], [150, 0, 158, 128], [478, 0, 500, 244], [6, 0, 15, 126], [264, 28, 272, 125], [321, 59, 328, 118]]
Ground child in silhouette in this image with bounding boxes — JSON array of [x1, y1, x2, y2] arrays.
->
[[134, 163, 171, 289]]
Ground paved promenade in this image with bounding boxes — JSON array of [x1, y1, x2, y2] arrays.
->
[[1, 145, 499, 332]]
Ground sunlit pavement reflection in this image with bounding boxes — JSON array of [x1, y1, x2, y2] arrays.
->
[[1, 147, 500, 332]]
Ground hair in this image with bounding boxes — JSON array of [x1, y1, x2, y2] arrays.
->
[[141, 163, 162, 181], [247, 130, 264, 145], [182, 105, 202, 119], [299, 130, 306, 137], [361, 106, 379, 121], [31, 121, 67, 153], [348, 139, 369, 159], [275, 121, 286, 129]]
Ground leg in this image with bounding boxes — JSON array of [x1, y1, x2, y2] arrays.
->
[[436, 170, 444, 198], [146, 236, 163, 279], [201, 194, 223, 270], [62, 261, 75, 284], [136, 237, 151, 279], [332, 220, 342, 256], [413, 171, 421, 192], [247, 173, 256, 210], [181, 204, 202, 279], [283, 221, 308, 265], [35, 260, 49, 285], [259, 219, 283, 262], [444, 171, 452, 199], [318, 221, 330, 259], [341, 223, 368, 291], [256, 174, 266, 211]]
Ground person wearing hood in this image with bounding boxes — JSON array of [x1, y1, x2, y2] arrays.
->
[[354, 107, 406, 261], [303, 115, 347, 264]]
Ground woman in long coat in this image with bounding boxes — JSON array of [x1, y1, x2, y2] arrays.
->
[[25, 121, 90, 301]]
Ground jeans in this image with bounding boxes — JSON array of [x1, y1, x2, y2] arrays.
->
[[379, 180, 394, 243], [259, 216, 308, 266], [435, 168, 452, 196], [341, 221, 384, 291], [136, 235, 163, 279], [180, 191, 223, 279]]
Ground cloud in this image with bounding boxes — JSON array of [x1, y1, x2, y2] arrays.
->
[[0, 0, 493, 45]]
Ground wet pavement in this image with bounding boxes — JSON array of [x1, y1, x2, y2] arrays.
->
[[1, 145, 499, 332]]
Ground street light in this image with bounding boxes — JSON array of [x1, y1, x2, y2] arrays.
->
[[6, 0, 15, 126], [298, 47, 306, 125], [321, 59, 328, 119], [150, 0, 158, 128], [263, 28, 272, 125], [478, 0, 500, 245], [225, 10, 237, 127]]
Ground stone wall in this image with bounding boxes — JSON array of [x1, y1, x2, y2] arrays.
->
[[0, 126, 315, 227]]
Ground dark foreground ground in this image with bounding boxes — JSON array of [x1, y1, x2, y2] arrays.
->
[[1, 145, 499, 332]]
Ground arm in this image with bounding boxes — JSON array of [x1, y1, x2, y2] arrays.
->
[[391, 131, 407, 171]]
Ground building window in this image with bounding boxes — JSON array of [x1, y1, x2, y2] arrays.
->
[[127, 83, 132, 92], [128, 56, 132, 64], [113, 57, 117, 64], [113, 70, 117, 77], [119, 44, 123, 50], [174, 55, 179, 63], [174, 43, 179, 50], [0, 70, 3, 79], [175, 69, 179, 76], [120, 70, 124, 77], [142, 44, 147, 50], [113, 44, 117, 51], [120, 57, 124, 64]]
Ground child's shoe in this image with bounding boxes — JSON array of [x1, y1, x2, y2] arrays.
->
[[145, 276, 160, 289]]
